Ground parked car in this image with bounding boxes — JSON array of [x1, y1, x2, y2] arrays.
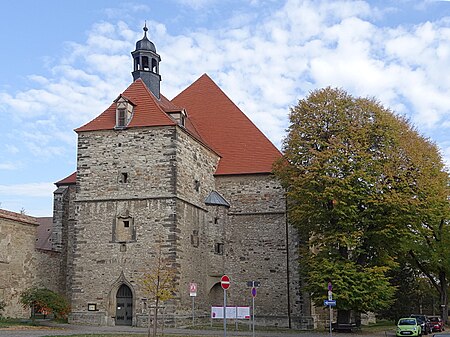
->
[[411, 314, 432, 335], [428, 316, 444, 332], [397, 317, 422, 337]]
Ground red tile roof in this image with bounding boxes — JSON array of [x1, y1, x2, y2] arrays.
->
[[36, 217, 53, 250], [61, 73, 281, 183], [76, 79, 178, 132], [172, 74, 281, 175], [55, 171, 77, 186], [0, 208, 38, 226]]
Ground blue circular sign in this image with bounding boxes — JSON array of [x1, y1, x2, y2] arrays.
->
[[251, 287, 257, 297]]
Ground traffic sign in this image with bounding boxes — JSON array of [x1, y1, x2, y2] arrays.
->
[[324, 300, 336, 306], [251, 287, 257, 297], [246, 281, 261, 287], [221, 275, 230, 290], [190, 282, 197, 297]]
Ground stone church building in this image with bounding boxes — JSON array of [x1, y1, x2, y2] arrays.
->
[[1, 26, 314, 329]]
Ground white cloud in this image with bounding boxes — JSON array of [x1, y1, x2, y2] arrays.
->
[[0, 182, 55, 197], [0, 0, 449, 168], [175, 0, 218, 10], [5, 145, 19, 155], [0, 162, 17, 170]]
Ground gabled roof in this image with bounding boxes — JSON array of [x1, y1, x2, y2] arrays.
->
[[76, 79, 178, 132], [172, 74, 281, 175], [0, 208, 38, 226], [55, 172, 76, 186], [63, 73, 280, 184]]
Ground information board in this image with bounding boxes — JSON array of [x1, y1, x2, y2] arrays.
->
[[211, 306, 250, 319]]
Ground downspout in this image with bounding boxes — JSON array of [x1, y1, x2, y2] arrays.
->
[[285, 191, 292, 328]]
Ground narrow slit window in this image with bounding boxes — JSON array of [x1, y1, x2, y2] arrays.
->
[[194, 180, 200, 192], [214, 242, 224, 255]]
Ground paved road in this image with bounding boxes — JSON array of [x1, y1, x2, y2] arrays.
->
[[0, 322, 395, 337]]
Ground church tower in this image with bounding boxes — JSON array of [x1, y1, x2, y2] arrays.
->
[[131, 23, 161, 98], [54, 23, 304, 329]]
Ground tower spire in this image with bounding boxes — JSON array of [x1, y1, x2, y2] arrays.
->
[[143, 21, 148, 37], [131, 22, 161, 99]]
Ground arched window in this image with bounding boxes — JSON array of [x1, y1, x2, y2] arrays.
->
[[134, 57, 140, 71], [152, 58, 158, 73], [142, 56, 149, 71]]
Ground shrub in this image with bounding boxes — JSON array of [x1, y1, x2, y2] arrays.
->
[[20, 288, 70, 319]]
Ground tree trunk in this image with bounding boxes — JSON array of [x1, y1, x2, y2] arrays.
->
[[153, 299, 159, 337], [147, 306, 152, 337], [439, 271, 448, 324]]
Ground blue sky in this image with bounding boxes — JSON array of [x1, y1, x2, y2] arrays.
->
[[1, 0, 449, 217]]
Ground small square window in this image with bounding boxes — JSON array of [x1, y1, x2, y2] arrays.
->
[[119, 172, 128, 183], [123, 220, 130, 228]]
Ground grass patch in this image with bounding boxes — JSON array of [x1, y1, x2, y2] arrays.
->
[[361, 320, 395, 332], [40, 335, 214, 337], [41, 335, 147, 337], [0, 317, 37, 328]]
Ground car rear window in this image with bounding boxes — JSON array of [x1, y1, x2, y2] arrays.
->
[[400, 319, 416, 325]]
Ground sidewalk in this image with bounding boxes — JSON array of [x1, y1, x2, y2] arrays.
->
[[0, 321, 394, 337]]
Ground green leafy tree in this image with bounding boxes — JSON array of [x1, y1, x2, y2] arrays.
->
[[274, 87, 448, 322], [140, 242, 176, 337], [400, 130, 450, 322], [20, 288, 70, 320]]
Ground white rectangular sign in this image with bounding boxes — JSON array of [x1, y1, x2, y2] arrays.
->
[[211, 306, 250, 319], [189, 283, 197, 297]]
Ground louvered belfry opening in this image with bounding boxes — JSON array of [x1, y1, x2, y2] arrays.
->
[[116, 284, 133, 326]]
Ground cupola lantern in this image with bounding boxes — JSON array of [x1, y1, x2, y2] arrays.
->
[[131, 23, 161, 99]]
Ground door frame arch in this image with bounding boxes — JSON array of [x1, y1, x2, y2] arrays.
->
[[108, 272, 136, 326]]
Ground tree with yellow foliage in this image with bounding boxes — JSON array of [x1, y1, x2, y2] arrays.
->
[[140, 242, 177, 337]]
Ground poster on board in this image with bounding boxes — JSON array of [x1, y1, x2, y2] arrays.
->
[[211, 306, 250, 319]]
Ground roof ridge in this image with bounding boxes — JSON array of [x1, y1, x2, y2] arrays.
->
[[172, 73, 282, 175], [0, 208, 38, 225]]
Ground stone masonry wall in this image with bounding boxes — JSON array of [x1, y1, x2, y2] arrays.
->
[[52, 184, 77, 298], [71, 126, 181, 325], [0, 215, 38, 318], [215, 174, 302, 327], [76, 127, 177, 200], [34, 249, 64, 295], [174, 127, 222, 315]]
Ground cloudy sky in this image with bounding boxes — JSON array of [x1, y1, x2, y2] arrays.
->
[[0, 0, 449, 216]]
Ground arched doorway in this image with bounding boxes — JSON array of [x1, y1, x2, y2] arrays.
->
[[209, 282, 223, 307], [116, 284, 132, 325]]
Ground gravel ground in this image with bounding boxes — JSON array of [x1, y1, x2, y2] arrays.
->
[[0, 322, 396, 337]]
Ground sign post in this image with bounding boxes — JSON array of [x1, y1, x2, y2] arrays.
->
[[247, 280, 260, 337], [189, 283, 197, 326], [251, 287, 256, 337], [328, 281, 333, 337], [221, 275, 230, 337]]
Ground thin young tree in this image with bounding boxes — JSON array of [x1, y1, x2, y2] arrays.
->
[[140, 241, 176, 337]]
